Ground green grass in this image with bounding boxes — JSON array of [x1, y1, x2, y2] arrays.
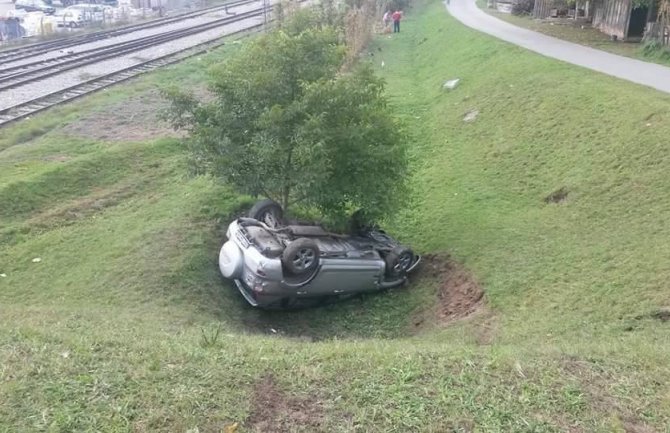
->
[[2, 1, 670, 431]]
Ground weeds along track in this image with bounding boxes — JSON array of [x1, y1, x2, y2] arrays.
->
[[0, 22, 265, 127], [0, 0, 258, 65]]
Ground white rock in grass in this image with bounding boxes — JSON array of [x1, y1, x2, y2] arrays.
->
[[443, 78, 460, 90], [0, 273, 6, 277], [463, 109, 479, 122], [32, 257, 42, 263]]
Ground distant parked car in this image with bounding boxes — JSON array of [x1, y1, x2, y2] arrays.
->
[[55, 4, 104, 27], [14, 0, 56, 15], [72, 4, 105, 20], [55, 6, 86, 27], [218, 199, 421, 309]]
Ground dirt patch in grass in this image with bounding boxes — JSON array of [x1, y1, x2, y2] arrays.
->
[[409, 254, 494, 341], [545, 187, 569, 204], [231, 253, 488, 341], [247, 375, 326, 433], [24, 182, 139, 231], [59, 88, 185, 142], [650, 308, 670, 322], [623, 421, 657, 433], [562, 357, 659, 433], [42, 154, 72, 162], [413, 254, 486, 323], [630, 307, 670, 325], [435, 262, 485, 322], [470, 309, 499, 345]]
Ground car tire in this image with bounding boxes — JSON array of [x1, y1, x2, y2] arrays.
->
[[248, 199, 283, 229], [282, 238, 319, 276], [385, 246, 415, 277]]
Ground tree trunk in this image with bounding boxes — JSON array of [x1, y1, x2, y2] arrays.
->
[[660, 0, 670, 44], [282, 145, 294, 211]]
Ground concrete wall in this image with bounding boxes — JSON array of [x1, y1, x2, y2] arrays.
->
[[592, 0, 632, 39], [0, 0, 16, 17]]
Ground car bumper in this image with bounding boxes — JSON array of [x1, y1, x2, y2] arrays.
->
[[233, 279, 259, 307], [233, 279, 284, 308]]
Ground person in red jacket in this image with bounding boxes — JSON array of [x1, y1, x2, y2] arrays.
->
[[392, 10, 402, 33]]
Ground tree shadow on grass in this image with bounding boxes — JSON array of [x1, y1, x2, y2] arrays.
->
[[231, 285, 423, 341], [228, 255, 490, 341], [182, 241, 486, 341], [167, 195, 486, 341], [174, 238, 429, 341]]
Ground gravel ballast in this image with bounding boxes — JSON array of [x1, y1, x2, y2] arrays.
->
[[0, 9, 265, 111]]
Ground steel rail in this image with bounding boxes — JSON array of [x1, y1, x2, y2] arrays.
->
[[0, 24, 264, 127], [0, 7, 265, 92], [0, 0, 258, 64]]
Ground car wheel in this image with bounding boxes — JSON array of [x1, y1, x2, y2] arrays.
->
[[385, 246, 415, 277], [68, 21, 77, 28], [248, 199, 283, 229], [282, 238, 319, 276]]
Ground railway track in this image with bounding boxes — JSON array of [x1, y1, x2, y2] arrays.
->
[[0, 0, 258, 65], [0, 20, 266, 126], [0, 6, 266, 92]]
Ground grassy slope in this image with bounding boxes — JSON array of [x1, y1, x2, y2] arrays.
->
[[2, 2, 670, 431]]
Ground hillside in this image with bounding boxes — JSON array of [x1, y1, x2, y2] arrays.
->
[[1, 0, 670, 431]]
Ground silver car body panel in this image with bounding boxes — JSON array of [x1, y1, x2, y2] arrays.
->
[[220, 219, 419, 308]]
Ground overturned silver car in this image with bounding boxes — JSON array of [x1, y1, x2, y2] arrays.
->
[[218, 199, 421, 308]]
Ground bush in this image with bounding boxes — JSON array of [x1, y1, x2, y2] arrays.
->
[[163, 21, 409, 225], [641, 39, 670, 62]]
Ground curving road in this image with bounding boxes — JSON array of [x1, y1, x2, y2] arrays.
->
[[445, 0, 670, 94]]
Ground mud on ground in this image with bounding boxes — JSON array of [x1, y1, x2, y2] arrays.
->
[[561, 357, 659, 433], [417, 254, 485, 320], [410, 254, 493, 339], [236, 253, 491, 341], [247, 375, 327, 433]]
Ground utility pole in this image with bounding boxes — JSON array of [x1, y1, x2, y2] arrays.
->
[[262, 0, 268, 31]]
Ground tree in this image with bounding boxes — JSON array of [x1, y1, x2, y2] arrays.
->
[[163, 24, 408, 225], [657, 0, 670, 43]]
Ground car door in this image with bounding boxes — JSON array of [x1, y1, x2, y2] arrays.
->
[[307, 256, 384, 295]]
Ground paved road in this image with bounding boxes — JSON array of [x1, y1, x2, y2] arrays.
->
[[445, 0, 670, 94]]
